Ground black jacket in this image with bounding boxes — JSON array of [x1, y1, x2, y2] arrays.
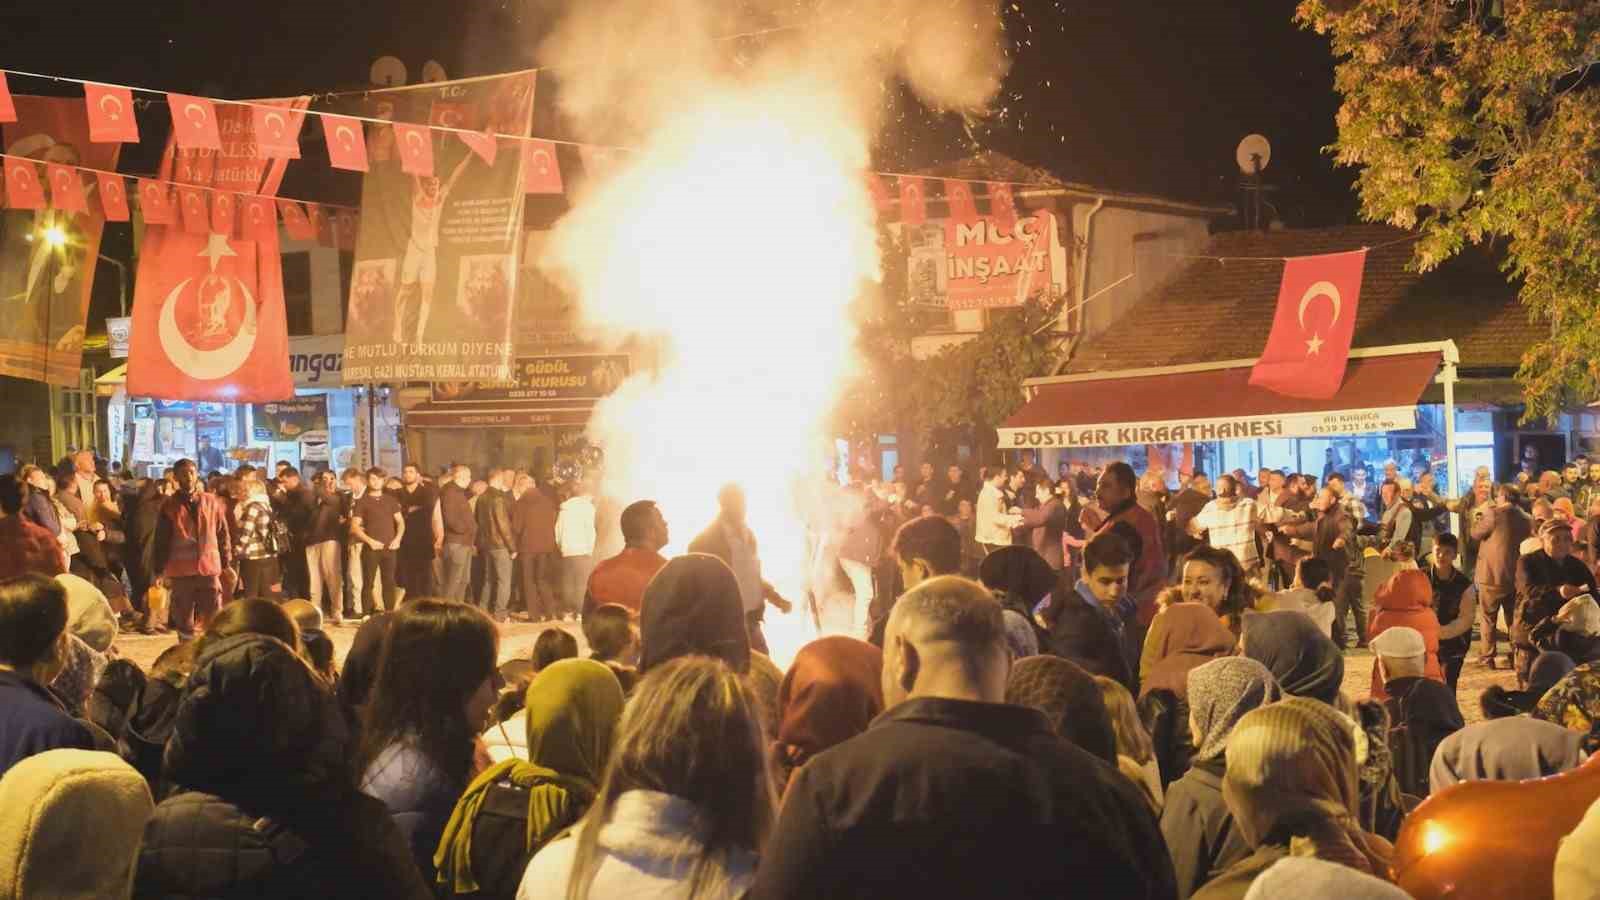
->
[[305, 491, 346, 545], [1043, 589, 1135, 691], [135, 634, 431, 900], [1515, 550, 1598, 648], [475, 487, 513, 552], [1382, 676, 1464, 798], [749, 697, 1176, 900], [439, 482, 477, 546], [1138, 688, 1196, 790]]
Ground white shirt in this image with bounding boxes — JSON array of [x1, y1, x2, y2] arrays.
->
[[74, 472, 96, 508], [975, 482, 1021, 546], [1195, 498, 1259, 568], [555, 495, 597, 558], [1272, 586, 1337, 637]]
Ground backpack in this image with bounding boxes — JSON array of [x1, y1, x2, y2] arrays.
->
[[463, 779, 543, 900], [1384, 685, 1435, 799]]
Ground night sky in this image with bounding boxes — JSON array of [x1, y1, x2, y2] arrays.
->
[[0, 1, 1358, 323]]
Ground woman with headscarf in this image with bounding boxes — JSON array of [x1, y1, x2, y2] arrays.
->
[[1192, 697, 1394, 900], [1482, 650, 1575, 719], [773, 637, 883, 793], [1162, 657, 1283, 900], [1429, 718, 1587, 794], [0, 749, 154, 899], [1240, 609, 1345, 705], [1139, 602, 1237, 788], [638, 554, 751, 674], [435, 658, 625, 900], [1241, 857, 1410, 900], [977, 546, 1052, 660], [1004, 654, 1118, 765], [1535, 660, 1600, 753], [1366, 567, 1445, 700]]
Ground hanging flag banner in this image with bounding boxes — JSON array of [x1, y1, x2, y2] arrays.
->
[[943, 179, 978, 223], [127, 93, 302, 401], [321, 113, 369, 172], [240, 195, 275, 241], [278, 200, 315, 240], [211, 190, 235, 236], [177, 186, 209, 234], [898, 176, 926, 225], [45, 163, 85, 213], [988, 182, 1016, 231], [0, 73, 14, 124], [83, 84, 138, 143], [166, 93, 222, 151], [4, 158, 44, 209], [864, 173, 891, 213], [903, 211, 1062, 311], [319, 72, 535, 383], [1248, 250, 1368, 400], [0, 95, 120, 385], [138, 178, 175, 225], [97, 172, 129, 222], [521, 139, 562, 194], [251, 100, 305, 159]]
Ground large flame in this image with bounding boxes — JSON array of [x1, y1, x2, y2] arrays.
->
[[535, 1, 1009, 666]]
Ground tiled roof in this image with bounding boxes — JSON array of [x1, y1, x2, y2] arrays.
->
[[1064, 224, 1543, 374]]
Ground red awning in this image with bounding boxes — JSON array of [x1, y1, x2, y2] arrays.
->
[[999, 351, 1442, 449]]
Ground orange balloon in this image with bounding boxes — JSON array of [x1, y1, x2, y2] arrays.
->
[[1393, 751, 1600, 899]]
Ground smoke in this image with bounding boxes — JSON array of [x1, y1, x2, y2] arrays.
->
[[530, 0, 1009, 660]]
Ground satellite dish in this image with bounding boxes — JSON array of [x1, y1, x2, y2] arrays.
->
[[420, 60, 448, 84], [369, 56, 408, 87], [1235, 134, 1272, 174]]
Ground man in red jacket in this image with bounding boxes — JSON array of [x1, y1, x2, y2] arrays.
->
[[151, 459, 232, 640], [584, 499, 669, 619]]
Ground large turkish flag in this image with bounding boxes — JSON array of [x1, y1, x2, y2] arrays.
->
[[1248, 249, 1368, 399], [127, 229, 292, 402]]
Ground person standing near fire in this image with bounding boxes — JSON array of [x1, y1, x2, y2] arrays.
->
[[690, 483, 793, 655]]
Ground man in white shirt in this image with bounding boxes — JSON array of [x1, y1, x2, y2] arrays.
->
[[71, 450, 97, 509], [975, 468, 1023, 556], [1189, 473, 1260, 573]]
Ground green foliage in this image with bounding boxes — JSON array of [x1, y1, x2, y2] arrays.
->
[[1296, 0, 1600, 420], [837, 225, 1067, 455]]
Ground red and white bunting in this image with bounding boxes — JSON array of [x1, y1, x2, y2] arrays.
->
[[279, 200, 316, 241], [84, 83, 139, 143], [392, 123, 434, 177], [4, 158, 44, 209], [322, 114, 369, 172], [944, 179, 978, 223], [176, 186, 209, 233], [522, 140, 563, 194], [97, 172, 130, 222], [241, 195, 276, 241], [460, 131, 497, 166], [211, 190, 236, 236], [136, 178, 175, 225], [864, 173, 891, 212], [988, 182, 1016, 231], [252, 102, 303, 159], [898, 176, 926, 226], [166, 93, 222, 150], [46, 163, 86, 214], [0, 72, 15, 124]]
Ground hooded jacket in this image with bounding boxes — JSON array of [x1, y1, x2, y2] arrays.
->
[[638, 554, 751, 674], [136, 633, 431, 900], [1366, 568, 1445, 700], [0, 749, 152, 900]]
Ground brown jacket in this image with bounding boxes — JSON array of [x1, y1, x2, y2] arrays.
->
[[1471, 502, 1533, 589]]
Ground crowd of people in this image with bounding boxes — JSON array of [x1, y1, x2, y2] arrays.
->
[[5, 447, 1600, 897]]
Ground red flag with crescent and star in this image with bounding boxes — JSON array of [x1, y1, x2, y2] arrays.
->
[[45, 163, 85, 214], [211, 190, 235, 236], [522, 139, 562, 193], [166, 93, 222, 151], [0, 73, 15, 124], [97, 172, 129, 221], [240, 195, 275, 241], [83, 84, 138, 143], [988, 182, 1017, 231], [321, 114, 369, 172], [1248, 249, 1368, 399], [392, 123, 434, 177], [898, 176, 926, 226], [278, 200, 315, 241], [251, 101, 304, 159], [4, 158, 44, 209], [944, 179, 978, 223], [127, 230, 292, 401], [137, 178, 176, 225], [177, 186, 209, 234]]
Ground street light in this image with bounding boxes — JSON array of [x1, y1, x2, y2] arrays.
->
[[41, 225, 67, 248]]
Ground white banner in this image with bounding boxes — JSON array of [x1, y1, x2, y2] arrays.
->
[[288, 334, 344, 388], [999, 405, 1419, 449]]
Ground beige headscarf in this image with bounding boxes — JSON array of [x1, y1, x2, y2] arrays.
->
[[1223, 697, 1393, 877], [0, 749, 153, 899]]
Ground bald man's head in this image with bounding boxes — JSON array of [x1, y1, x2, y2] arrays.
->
[[882, 576, 1009, 708]]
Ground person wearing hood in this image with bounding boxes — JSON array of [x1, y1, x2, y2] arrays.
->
[[135, 632, 432, 898], [1138, 602, 1235, 788], [688, 484, 792, 655], [1429, 717, 1587, 794], [1193, 697, 1395, 900], [639, 554, 752, 674], [1240, 609, 1345, 706], [772, 637, 883, 794], [1241, 857, 1410, 900], [435, 658, 625, 900], [0, 749, 153, 899], [1482, 650, 1576, 719], [1005, 654, 1120, 765], [976, 545, 1053, 661], [1535, 658, 1600, 752], [1162, 657, 1282, 900], [554, 478, 598, 621], [1366, 566, 1446, 700]]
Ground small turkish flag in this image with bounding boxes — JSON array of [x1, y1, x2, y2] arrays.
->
[[97, 173, 130, 222], [321, 114, 369, 172], [898, 176, 926, 226], [988, 182, 1016, 231], [241, 196, 276, 241], [177, 186, 210, 234], [167, 93, 222, 150], [460, 131, 497, 166], [306, 204, 332, 246], [278, 201, 316, 241], [211, 190, 236, 236], [46, 163, 86, 214], [0, 72, 15, 124], [84, 84, 139, 143], [864, 174, 891, 212], [943, 179, 978, 223], [429, 101, 476, 131], [4, 159, 44, 209], [252, 103, 302, 159], [522, 140, 563, 194], [137, 179, 175, 225], [392, 123, 434, 177], [1248, 249, 1368, 399], [332, 209, 359, 251]]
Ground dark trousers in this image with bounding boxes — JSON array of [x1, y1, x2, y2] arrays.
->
[[1442, 653, 1466, 691], [746, 607, 770, 655], [519, 552, 559, 620], [361, 547, 398, 613], [280, 546, 309, 598], [168, 574, 222, 639], [238, 557, 279, 600], [478, 548, 513, 620], [397, 544, 437, 596], [1478, 584, 1516, 659], [1332, 570, 1367, 649]]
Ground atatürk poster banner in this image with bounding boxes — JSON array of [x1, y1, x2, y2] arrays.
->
[[329, 73, 535, 383]]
